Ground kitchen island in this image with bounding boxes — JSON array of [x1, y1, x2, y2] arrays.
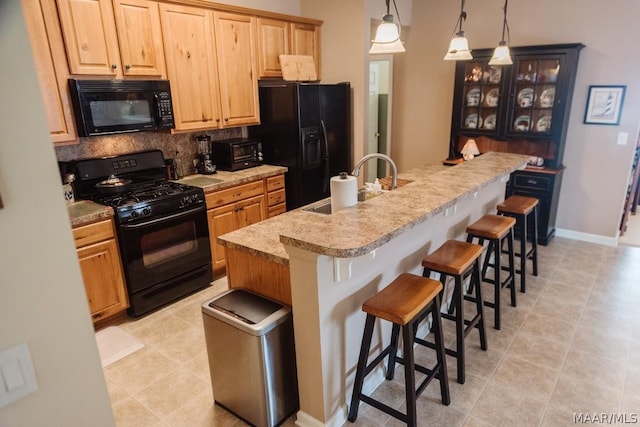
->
[[217, 152, 529, 427]]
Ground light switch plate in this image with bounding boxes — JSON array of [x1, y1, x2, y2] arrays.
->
[[617, 131, 629, 146], [0, 343, 38, 408]]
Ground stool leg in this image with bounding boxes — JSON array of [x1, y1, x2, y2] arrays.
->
[[348, 314, 375, 422], [507, 230, 516, 307], [386, 323, 401, 380], [531, 206, 539, 277], [454, 275, 465, 384], [431, 294, 450, 406], [492, 236, 501, 331], [519, 213, 527, 293], [402, 323, 417, 427], [472, 258, 488, 351]]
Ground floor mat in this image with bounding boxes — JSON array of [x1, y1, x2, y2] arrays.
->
[[95, 326, 144, 367]]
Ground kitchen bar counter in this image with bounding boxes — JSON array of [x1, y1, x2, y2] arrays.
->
[[218, 152, 528, 262], [218, 151, 529, 427]]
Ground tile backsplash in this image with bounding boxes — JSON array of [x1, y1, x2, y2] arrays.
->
[[55, 127, 243, 176]]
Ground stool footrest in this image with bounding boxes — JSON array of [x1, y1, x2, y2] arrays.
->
[[359, 394, 407, 424]]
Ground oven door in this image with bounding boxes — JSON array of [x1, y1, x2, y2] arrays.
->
[[118, 203, 211, 295]]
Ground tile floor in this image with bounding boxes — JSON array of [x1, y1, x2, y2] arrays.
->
[[101, 237, 640, 426]]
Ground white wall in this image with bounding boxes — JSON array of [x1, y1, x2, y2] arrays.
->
[[392, 0, 640, 241], [0, 2, 114, 426]]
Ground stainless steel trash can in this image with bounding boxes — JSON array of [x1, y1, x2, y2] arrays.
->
[[202, 289, 298, 427]]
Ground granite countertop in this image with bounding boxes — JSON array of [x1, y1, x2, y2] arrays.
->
[[68, 200, 114, 227], [218, 152, 530, 264], [68, 164, 288, 226]]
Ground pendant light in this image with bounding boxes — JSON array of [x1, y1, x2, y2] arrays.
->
[[489, 0, 513, 65], [444, 0, 472, 61], [369, 0, 405, 54]]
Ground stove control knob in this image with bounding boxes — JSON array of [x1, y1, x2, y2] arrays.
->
[[130, 211, 139, 219], [142, 208, 151, 216]]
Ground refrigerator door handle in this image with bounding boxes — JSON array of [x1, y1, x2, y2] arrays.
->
[[320, 120, 330, 193]]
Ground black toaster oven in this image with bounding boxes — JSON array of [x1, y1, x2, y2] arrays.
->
[[211, 138, 263, 171]]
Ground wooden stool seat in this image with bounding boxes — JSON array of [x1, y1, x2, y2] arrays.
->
[[465, 214, 516, 240], [466, 214, 517, 330], [363, 273, 443, 325], [421, 240, 483, 276], [497, 195, 539, 293], [421, 240, 487, 384], [349, 273, 450, 426], [497, 195, 538, 215]]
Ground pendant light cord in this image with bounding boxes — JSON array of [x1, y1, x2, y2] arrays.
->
[[501, 0, 510, 43], [449, 0, 467, 37]]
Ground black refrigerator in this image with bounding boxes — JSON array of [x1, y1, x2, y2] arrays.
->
[[248, 82, 351, 210]]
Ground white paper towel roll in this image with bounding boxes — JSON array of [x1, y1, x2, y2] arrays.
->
[[330, 173, 358, 213]]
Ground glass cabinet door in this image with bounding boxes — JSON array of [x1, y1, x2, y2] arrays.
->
[[460, 61, 503, 132], [509, 57, 561, 135]]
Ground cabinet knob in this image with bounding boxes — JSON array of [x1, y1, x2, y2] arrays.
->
[[125, 64, 131, 70], [224, 117, 229, 122], [527, 179, 538, 185], [111, 64, 117, 69], [216, 118, 220, 123]]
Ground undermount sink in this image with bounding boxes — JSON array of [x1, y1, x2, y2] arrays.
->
[[180, 175, 224, 187], [302, 189, 369, 215]]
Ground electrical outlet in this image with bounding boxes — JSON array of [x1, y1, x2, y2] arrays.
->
[[617, 132, 628, 146], [0, 343, 38, 408]]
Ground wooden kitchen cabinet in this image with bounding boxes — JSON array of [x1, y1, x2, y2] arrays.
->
[[22, 0, 77, 144], [73, 219, 128, 324], [206, 180, 266, 273], [449, 43, 583, 244], [160, 4, 259, 131], [266, 174, 286, 217], [256, 18, 321, 79], [57, 0, 165, 77], [213, 11, 260, 127], [112, 0, 166, 77]]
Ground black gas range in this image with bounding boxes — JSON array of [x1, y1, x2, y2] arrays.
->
[[73, 150, 212, 317]]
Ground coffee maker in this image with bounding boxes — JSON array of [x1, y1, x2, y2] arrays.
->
[[196, 134, 216, 174]]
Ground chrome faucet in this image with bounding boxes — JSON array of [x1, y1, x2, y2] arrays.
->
[[351, 153, 398, 190]]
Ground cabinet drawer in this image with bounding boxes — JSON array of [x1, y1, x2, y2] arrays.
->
[[73, 219, 114, 248], [206, 180, 264, 208], [266, 174, 285, 192], [512, 173, 552, 191], [268, 203, 286, 217], [267, 189, 286, 207]]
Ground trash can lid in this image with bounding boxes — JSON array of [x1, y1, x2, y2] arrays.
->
[[208, 289, 283, 325]]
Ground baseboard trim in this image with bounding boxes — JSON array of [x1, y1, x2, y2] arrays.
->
[[555, 228, 618, 247]]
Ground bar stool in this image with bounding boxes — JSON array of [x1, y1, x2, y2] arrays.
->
[[466, 214, 517, 330], [497, 195, 539, 293], [421, 240, 487, 384], [348, 273, 450, 427]]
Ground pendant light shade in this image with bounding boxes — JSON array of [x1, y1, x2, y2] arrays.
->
[[444, 0, 472, 61], [370, 0, 405, 54], [488, 0, 513, 65]]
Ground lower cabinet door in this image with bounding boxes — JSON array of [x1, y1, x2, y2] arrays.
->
[[77, 238, 128, 321], [236, 194, 266, 228], [208, 202, 236, 272]]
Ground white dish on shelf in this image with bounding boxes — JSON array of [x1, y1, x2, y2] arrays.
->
[[485, 88, 499, 107], [539, 88, 555, 108], [517, 88, 535, 108], [514, 115, 531, 131], [536, 115, 552, 132], [464, 113, 482, 129], [483, 114, 497, 130], [466, 88, 483, 106]]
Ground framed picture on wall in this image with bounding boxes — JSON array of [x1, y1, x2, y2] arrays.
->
[[584, 85, 626, 125]]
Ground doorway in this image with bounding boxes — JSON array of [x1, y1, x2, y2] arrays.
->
[[367, 55, 394, 183], [618, 130, 640, 246]]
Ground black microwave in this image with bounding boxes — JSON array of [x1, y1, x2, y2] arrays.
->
[[211, 138, 263, 171], [68, 79, 175, 137]]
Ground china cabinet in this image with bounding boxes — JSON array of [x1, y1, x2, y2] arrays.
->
[[449, 43, 584, 244]]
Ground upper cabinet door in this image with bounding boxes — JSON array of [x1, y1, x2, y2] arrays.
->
[[290, 22, 321, 78], [112, 0, 166, 77], [22, 0, 77, 144], [160, 3, 221, 131], [457, 61, 505, 134], [213, 12, 259, 127], [56, 0, 121, 75], [256, 17, 290, 78]]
